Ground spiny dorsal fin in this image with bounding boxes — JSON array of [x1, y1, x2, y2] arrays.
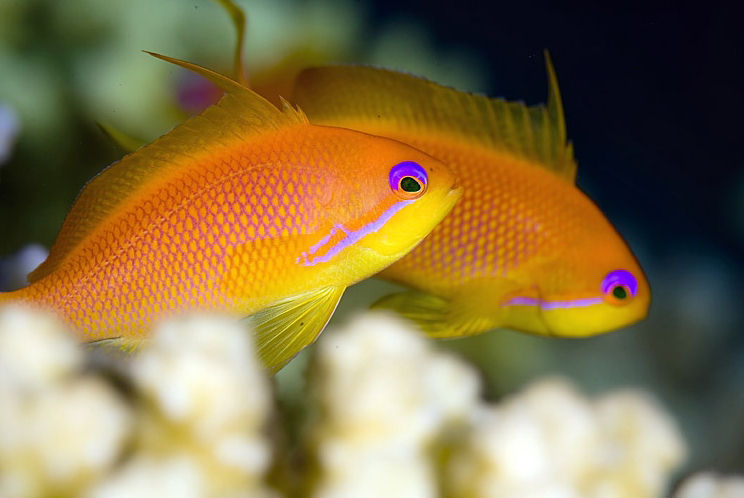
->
[[213, 0, 248, 85], [29, 55, 307, 283], [292, 51, 576, 182], [146, 52, 308, 121], [544, 50, 567, 151], [145, 51, 248, 93]]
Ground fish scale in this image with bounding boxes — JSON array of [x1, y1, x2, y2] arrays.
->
[[18, 143, 322, 339], [382, 140, 553, 288], [293, 59, 650, 338], [1, 59, 461, 371]]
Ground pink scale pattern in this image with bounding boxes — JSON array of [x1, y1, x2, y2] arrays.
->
[[23, 148, 324, 339]]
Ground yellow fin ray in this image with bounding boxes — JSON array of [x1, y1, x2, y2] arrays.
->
[[145, 51, 247, 93], [292, 51, 576, 182], [247, 286, 345, 373], [371, 290, 494, 338], [212, 0, 248, 85], [545, 50, 567, 149], [29, 56, 307, 283]]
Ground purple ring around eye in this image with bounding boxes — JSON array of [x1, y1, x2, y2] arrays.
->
[[600, 269, 637, 297], [389, 161, 427, 192]]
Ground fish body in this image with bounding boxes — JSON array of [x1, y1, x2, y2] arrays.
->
[[292, 57, 650, 338], [1, 56, 460, 369]]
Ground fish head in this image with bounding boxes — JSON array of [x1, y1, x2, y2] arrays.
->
[[316, 130, 462, 271], [502, 193, 650, 338]]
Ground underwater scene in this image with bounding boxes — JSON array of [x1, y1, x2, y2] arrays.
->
[[0, 0, 742, 496]]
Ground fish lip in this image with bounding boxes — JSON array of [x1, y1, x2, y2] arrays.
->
[[535, 300, 567, 338], [532, 296, 560, 337], [447, 184, 464, 200], [444, 185, 464, 212]]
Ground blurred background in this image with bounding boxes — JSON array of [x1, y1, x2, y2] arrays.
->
[[0, 0, 741, 486]]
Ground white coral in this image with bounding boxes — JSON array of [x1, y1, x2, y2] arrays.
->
[[0, 305, 81, 390], [86, 456, 208, 498], [588, 389, 688, 498], [674, 473, 744, 498], [445, 377, 687, 498], [132, 314, 270, 439], [90, 314, 275, 498], [0, 306, 131, 498], [446, 379, 597, 498], [306, 314, 688, 498], [0, 307, 691, 498], [308, 312, 481, 498]]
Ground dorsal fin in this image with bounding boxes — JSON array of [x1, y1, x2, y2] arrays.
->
[[292, 51, 576, 182], [144, 51, 248, 93], [29, 55, 307, 283], [544, 51, 567, 152], [213, 0, 248, 86], [97, 122, 145, 153]]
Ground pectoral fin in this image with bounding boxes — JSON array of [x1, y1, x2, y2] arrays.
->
[[246, 286, 345, 372], [371, 290, 496, 338]]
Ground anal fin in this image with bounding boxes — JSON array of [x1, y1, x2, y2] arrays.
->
[[246, 286, 345, 373]]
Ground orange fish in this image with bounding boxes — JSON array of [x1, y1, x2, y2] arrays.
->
[[0, 53, 461, 370], [292, 55, 650, 338]]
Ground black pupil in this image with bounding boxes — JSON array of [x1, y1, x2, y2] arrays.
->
[[612, 286, 628, 299], [400, 176, 421, 193]]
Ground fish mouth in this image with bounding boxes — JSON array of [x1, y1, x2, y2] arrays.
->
[[444, 184, 464, 207], [435, 184, 463, 225]]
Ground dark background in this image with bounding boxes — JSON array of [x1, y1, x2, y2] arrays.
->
[[367, 0, 744, 257]]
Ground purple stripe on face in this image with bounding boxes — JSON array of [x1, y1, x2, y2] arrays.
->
[[300, 199, 414, 266], [501, 296, 604, 310], [502, 297, 541, 307], [296, 225, 350, 265], [308, 229, 338, 255], [538, 297, 604, 310]]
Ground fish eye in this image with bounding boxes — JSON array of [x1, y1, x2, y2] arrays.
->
[[399, 176, 422, 193], [389, 161, 427, 199], [601, 269, 637, 305], [612, 285, 628, 300]]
